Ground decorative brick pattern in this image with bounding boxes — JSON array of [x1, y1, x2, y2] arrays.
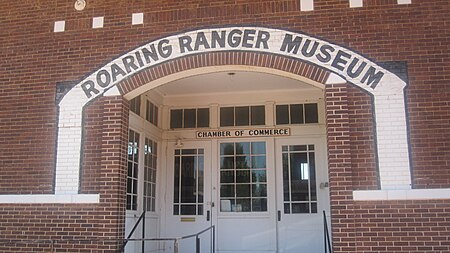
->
[[118, 52, 330, 95]]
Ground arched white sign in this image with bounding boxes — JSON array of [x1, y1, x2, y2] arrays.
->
[[56, 26, 411, 194]]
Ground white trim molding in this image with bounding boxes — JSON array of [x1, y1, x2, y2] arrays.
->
[[0, 194, 100, 204], [353, 189, 450, 201]]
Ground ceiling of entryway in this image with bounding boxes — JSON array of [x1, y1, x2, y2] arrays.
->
[[154, 71, 315, 96]]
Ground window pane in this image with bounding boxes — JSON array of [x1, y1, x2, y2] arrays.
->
[[252, 198, 267, 212], [182, 149, 197, 155], [235, 106, 249, 126], [221, 185, 234, 197], [221, 199, 235, 212], [236, 199, 251, 212], [146, 101, 151, 122], [235, 142, 250, 155], [174, 157, 180, 203], [305, 103, 319, 123], [251, 106, 265, 125], [221, 157, 234, 170], [197, 108, 209, 127], [181, 156, 196, 203], [236, 170, 250, 183], [235, 156, 250, 169], [290, 153, 309, 201], [130, 96, 141, 115], [252, 184, 267, 197], [252, 170, 267, 183], [170, 109, 182, 129], [252, 156, 266, 169], [309, 152, 317, 201], [221, 171, 235, 183], [220, 107, 234, 127], [220, 143, 235, 155], [236, 184, 250, 197], [184, 109, 196, 128], [251, 142, 266, 155], [290, 104, 304, 124], [292, 203, 309, 213], [198, 155, 204, 203], [276, 105, 289, 125], [154, 105, 159, 126], [181, 205, 196, 215]]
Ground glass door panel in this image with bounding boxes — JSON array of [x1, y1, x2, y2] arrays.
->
[[163, 141, 212, 253], [276, 138, 330, 253], [216, 140, 277, 252]]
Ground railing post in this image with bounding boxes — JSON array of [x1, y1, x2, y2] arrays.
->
[[212, 226, 215, 253], [323, 210, 333, 253], [323, 210, 327, 253], [174, 239, 179, 253], [196, 236, 201, 253], [141, 211, 145, 253]]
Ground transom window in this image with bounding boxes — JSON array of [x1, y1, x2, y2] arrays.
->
[[220, 142, 267, 212], [276, 103, 318, 125], [173, 148, 205, 215], [127, 129, 140, 211], [143, 137, 157, 212], [130, 96, 141, 115], [282, 144, 317, 214], [220, 105, 265, 127], [146, 100, 159, 127], [170, 108, 209, 129]]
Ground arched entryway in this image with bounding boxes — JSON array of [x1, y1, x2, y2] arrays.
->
[[120, 62, 331, 253], [55, 26, 411, 253]]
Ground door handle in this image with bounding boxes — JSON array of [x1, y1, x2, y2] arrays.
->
[[207, 210, 210, 221], [278, 210, 281, 221]]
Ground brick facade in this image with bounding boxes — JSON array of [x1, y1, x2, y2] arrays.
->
[[1, 0, 449, 252]]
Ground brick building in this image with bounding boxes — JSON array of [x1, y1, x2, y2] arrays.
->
[[1, 0, 449, 252]]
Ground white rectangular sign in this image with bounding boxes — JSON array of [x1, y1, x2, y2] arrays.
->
[[196, 128, 290, 139]]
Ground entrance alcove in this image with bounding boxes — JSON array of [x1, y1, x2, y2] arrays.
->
[[110, 59, 334, 252]]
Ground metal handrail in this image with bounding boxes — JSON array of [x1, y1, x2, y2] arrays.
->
[[121, 211, 146, 250], [124, 225, 215, 253], [323, 210, 333, 253]]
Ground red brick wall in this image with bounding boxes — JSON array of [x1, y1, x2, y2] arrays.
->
[[354, 200, 450, 252], [1, 0, 450, 252], [0, 96, 129, 252]]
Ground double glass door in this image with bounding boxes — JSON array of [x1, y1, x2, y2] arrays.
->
[[164, 138, 329, 253]]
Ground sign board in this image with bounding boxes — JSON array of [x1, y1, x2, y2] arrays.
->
[[196, 128, 290, 139]]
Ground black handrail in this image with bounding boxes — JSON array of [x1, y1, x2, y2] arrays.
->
[[323, 210, 333, 253], [124, 225, 215, 253], [121, 211, 146, 251]]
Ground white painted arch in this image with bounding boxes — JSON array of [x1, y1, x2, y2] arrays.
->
[[56, 26, 411, 194]]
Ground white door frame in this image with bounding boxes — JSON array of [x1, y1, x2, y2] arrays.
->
[[275, 136, 330, 253]]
